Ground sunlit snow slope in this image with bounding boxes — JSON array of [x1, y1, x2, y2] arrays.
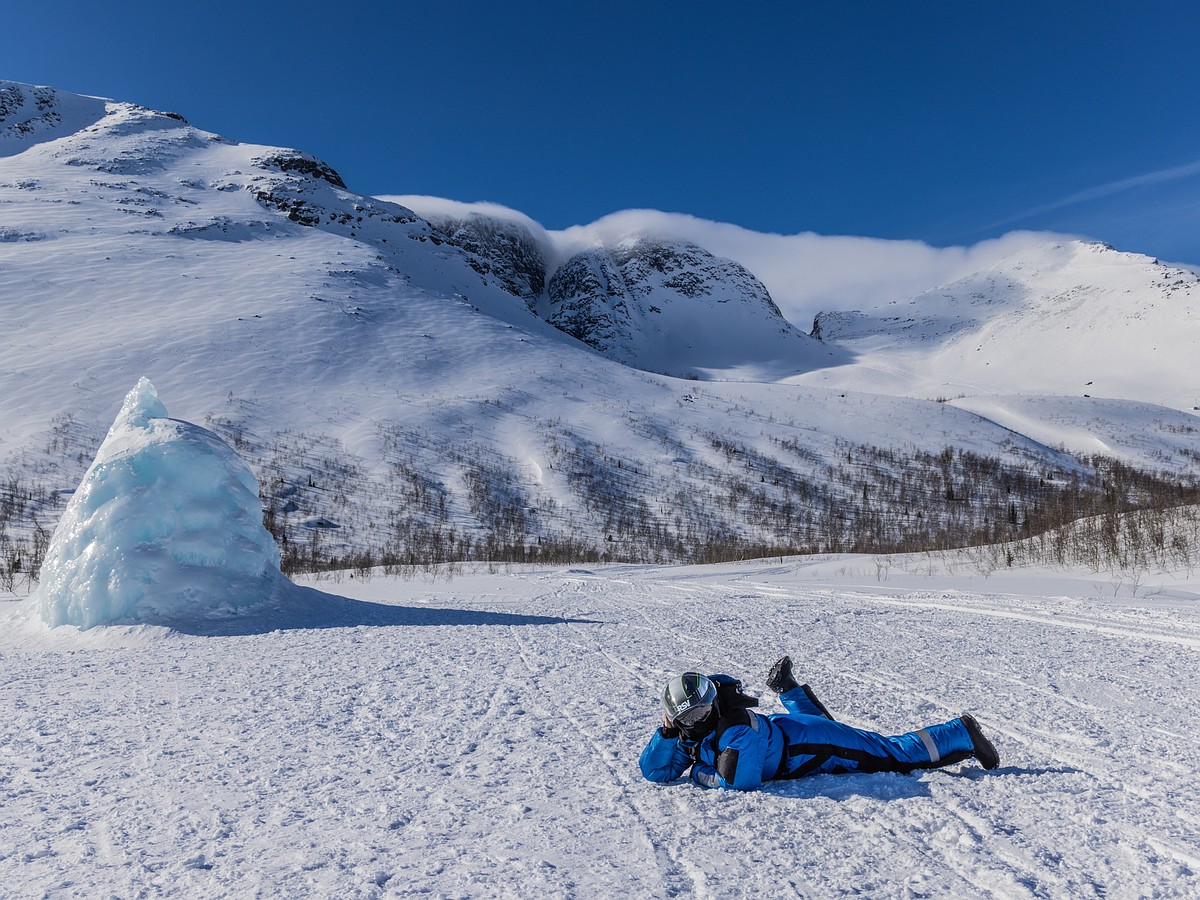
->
[[801, 240, 1200, 411], [3, 80, 1200, 569]]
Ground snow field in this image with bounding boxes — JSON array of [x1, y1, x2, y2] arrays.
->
[[3, 560, 1198, 897], [4, 81, 1200, 897], [795, 241, 1200, 412]]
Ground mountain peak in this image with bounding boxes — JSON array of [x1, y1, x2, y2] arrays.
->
[[803, 236, 1200, 407], [0, 81, 110, 156], [393, 197, 833, 378]]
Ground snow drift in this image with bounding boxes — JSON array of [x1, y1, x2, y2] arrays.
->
[[34, 379, 289, 629]]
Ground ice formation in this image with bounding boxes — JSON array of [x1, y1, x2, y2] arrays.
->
[[34, 378, 289, 629]]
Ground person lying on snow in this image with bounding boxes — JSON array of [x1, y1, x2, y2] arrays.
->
[[640, 656, 1000, 791]]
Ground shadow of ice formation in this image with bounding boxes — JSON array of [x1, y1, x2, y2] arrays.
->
[[157, 584, 596, 636]]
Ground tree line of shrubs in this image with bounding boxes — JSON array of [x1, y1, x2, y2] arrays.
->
[[4, 410, 1199, 592]]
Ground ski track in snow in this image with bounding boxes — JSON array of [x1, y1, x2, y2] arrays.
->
[[2, 563, 1199, 898]]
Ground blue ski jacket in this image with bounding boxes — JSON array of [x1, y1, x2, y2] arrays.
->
[[640, 679, 976, 791]]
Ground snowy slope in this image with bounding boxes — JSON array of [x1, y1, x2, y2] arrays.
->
[[800, 241, 1200, 411], [2, 557, 1198, 897], [0, 82, 109, 155], [948, 394, 1200, 474], [417, 205, 550, 310], [3, 80, 1200, 576]]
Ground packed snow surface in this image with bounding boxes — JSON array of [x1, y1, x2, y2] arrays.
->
[[33, 379, 289, 629], [3, 557, 1198, 897]]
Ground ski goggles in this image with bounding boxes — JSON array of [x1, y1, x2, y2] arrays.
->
[[673, 703, 713, 728]]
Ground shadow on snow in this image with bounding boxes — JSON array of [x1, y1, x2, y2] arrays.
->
[[762, 765, 1078, 800], [159, 584, 598, 636]]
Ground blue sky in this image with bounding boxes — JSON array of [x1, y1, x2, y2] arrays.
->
[[8, 1, 1199, 263]]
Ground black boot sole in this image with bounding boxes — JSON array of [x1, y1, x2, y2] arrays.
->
[[766, 655, 799, 694], [961, 714, 1000, 770]]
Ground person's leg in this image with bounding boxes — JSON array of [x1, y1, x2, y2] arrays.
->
[[779, 684, 836, 721], [768, 657, 836, 720], [773, 714, 977, 778]]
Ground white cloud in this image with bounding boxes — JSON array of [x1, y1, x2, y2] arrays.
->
[[376, 195, 1077, 330], [554, 210, 1071, 327], [380, 194, 553, 247]]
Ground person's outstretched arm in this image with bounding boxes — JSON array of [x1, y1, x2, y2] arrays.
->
[[639, 719, 694, 783]]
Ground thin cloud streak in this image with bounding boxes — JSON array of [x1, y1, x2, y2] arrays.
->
[[985, 159, 1200, 231]]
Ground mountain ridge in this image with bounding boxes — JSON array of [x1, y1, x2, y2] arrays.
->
[[3, 80, 1199, 580]]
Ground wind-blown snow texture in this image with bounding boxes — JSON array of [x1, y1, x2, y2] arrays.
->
[[3, 558, 1199, 897], [34, 379, 289, 629]]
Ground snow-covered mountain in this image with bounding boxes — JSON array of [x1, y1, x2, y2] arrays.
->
[[542, 236, 837, 378], [419, 208, 549, 311], [3, 80, 1199, 579], [396, 197, 838, 379], [801, 240, 1200, 410]]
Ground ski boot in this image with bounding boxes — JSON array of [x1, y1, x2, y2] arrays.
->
[[960, 713, 1000, 770], [766, 655, 799, 694]]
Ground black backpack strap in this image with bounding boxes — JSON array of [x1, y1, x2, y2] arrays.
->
[[714, 707, 760, 744], [710, 708, 760, 786]]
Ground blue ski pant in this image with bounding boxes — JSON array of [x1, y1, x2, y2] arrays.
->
[[773, 686, 975, 778]]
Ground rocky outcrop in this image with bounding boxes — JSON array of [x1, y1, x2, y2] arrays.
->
[[241, 154, 417, 231], [545, 249, 634, 352], [425, 214, 548, 310], [0, 84, 108, 150], [545, 237, 818, 375], [811, 310, 874, 342], [0, 84, 61, 137], [253, 151, 347, 189]]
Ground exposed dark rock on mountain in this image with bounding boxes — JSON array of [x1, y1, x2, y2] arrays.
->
[[424, 214, 548, 310], [253, 151, 347, 189], [0, 84, 63, 137], [545, 248, 633, 351], [545, 237, 822, 374], [811, 310, 873, 342]]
